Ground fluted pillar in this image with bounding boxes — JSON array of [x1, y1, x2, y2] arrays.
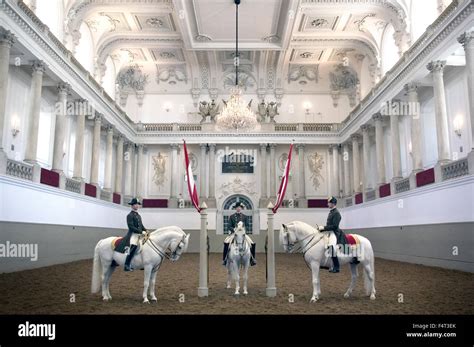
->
[[269, 143, 276, 198], [458, 32, 474, 151], [136, 144, 145, 199], [0, 28, 15, 153], [373, 113, 386, 185], [72, 101, 86, 180], [338, 147, 344, 197], [199, 144, 207, 200], [351, 134, 361, 194], [170, 143, 179, 205], [390, 107, 402, 180], [427, 61, 450, 163], [259, 144, 268, 206], [52, 83, 70, 173], [342, 142, 351, 196], [405, 83, 423, 172], [25, 61, 46, 164], [124, 142, 133, 198], [361, 125, 372, 190], [90, 115, 102, 185], [103, 125, 114, 191], [115, 135, 124, 194], [208, 144, 216, 201], [331, 144, 340, 197], [296, 144, 306, 202]]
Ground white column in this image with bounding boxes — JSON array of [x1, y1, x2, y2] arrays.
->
[[72, 101, 86, 180], [342, 142, 351, 196], [136, 144, 145, 198], [390, 108, 402, 180], [361, 125, 372, 190], [0, 28, 15, 153], [124, 142, 133, 198], [52, 83, 70, 173], [296, 144, 306, 201], [199, 144, 207, 200], [103, 125, 114, 190], [331, 144, 340, 197], [351, 134, 361, 194], [269, 143, 276, 198], [115, 134, 124, 194], [266, 202, 276, 297], [25, 61, 46, 164], [427, 60, 450, 163], [338, 146, 344, 197], [405, 83, 423, 172], [89, 115, 101, 185], [170, 143, 179, 201], [198, 202, 208, 297], [458, 32, 474, 151], [373, 113, 386, 185], [208, 144, 216, 200], [260, 143, 268, 203]]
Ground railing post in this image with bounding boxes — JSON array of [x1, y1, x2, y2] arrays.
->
[[198, 201, 209, 297], [266, 202, 276, 297]]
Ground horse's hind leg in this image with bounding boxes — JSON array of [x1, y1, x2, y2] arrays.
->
[[142, 265, 153, 304], [363, 262, 376, 300], [104, 264, 116, 300], [101, 263, 112, 301], [344, 263, 358, 298], [226, 264, 232, 289]]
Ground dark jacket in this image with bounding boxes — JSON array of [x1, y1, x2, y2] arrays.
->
[[228, 212, 249, 233], [116, 210, 147, 253], [322, 208, 346, 245]]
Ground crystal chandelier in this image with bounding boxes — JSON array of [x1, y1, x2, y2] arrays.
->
[[216, 0, 258, 132]]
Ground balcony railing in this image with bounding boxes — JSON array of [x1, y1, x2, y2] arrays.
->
[[100, 190, 112, 202], [365, 189, 376, 202], [395, 178, 411, 194], [65, 178, 81, 194], [6, 159, 33, 181], [442, 158, 469, 181]]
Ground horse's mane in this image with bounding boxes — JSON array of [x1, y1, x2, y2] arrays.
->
[[149, 226, 185, 236]]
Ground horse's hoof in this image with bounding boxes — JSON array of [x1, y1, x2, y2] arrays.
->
[[243, 291, 248, 295], [370, 294, 376, 300], [234, 292, 240, 296], [102, 297, 110, 301], [151, 298, 157, 302], [310, 297, 319, 303], [226, 285, 231, 289], [143, 299, 150, 304], [344, 293, 350, 298]]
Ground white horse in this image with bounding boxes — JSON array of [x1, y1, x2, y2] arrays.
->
[[226, 221, 252, 295], [91, 226, 190, 303], [280, 221, 376, 302]]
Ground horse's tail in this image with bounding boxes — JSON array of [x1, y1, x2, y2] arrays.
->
[[363, 239, 375, 296], [91, 240, 102, 294]]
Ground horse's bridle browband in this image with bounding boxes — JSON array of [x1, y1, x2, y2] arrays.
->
[[284, 226, 325, 255], [145, 232, 186, 261]]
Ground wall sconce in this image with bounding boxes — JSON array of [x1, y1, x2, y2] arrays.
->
[[163, 102, 172, 113], [11, 117, 20, 137], [303, 101, 312, 115], [453, 114, 463, 137]]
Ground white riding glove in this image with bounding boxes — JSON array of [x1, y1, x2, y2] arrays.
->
[[142, 231, 147, 236], [317, 225, 325, 231]]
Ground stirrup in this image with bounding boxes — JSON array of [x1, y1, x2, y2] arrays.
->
[[329, 268, 339, 273], [350, 257, 360, 264]]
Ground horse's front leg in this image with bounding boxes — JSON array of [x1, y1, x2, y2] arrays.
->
[[142, 264, 153, 303], [243, 260, 249, 295], [226, 262, 232, 289], [234, 263, 240, 295], [149, 268, 158, 302], [310, 262, 321, 303]]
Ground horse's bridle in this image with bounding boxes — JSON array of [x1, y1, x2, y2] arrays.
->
[[283, 224, 324, 255], [146, 232, 187, 261]]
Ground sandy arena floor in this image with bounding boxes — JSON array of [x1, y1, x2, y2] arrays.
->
[[0, 253, 472, 314]]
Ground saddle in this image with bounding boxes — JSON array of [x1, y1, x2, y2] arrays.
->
[[341, 234, 360, 255], [111, 237, 143, 255]]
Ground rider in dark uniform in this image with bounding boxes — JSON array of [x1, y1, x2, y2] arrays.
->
[[222, 202, 256, 266], [124, 198, 147, 272], [317, 196, 347, 273]]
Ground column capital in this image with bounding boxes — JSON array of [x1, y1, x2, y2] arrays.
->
[[200, 143, 207, 150], [269, 143, 277, 149], [31, 60, 46, 73], [342, 141, 352, 149], [351, 133, 362, 142], [94, 113, 103, 124], [57, 82, 70, 96], [0, 27, 16, 47], [208, 143, 216, 150], [458, 31, 474, 48], [124, 141, 135, 148], [170, 143, 179, 150], [360, 124, 371, 133], [105, 124, 114, 134], [427, 60, 446, 73], [137, 143, 144, 149], [372, 112, 384, 122], [404, 82, 419, 94], [295, 143, 305, 151], [259, 143, 268, 150]]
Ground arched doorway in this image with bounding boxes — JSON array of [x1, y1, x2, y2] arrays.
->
[[222, 195, 254, 234]]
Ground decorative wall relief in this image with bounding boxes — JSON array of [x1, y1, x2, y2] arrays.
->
[[116, 64, 149, 107], [218, 177, 257, 199], [307, 152, 325, 190], [156, 65, 188, 85], [152, 152, 167, 187], [288, 64, 319, 85], [198, 100, 220, 123], [329, 64, 359, 91], [257, 100, 278, 123]]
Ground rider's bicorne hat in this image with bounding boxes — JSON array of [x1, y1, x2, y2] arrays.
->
[[234, 202, 244, 209], [327, 196, 337, 204], [128, 198, 142, 205]]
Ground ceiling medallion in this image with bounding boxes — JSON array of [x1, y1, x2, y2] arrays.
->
[[146, 17, 164, 28], [300, 52, 314, 59], [311, 18, 328, 28], [159, 51, 175, 59]]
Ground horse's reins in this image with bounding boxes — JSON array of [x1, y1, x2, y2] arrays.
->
[[285, 226, 327, 270], [144, 232, 186, 261]]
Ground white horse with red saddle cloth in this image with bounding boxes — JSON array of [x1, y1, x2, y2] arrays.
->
[[280, 221, 376, 302], [91, 226, 190, 303]]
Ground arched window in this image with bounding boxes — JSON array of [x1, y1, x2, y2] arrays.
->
[[380, 24, 399, 75], [222, 195, 254, 234]]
